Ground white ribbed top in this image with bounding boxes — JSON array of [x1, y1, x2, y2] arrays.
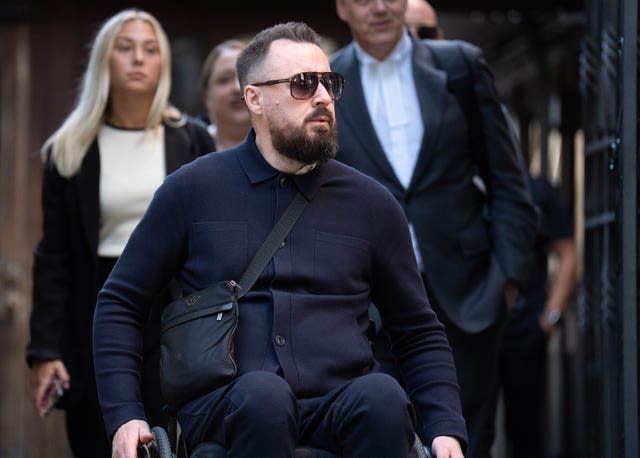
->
[[97, 124, 165, 257]]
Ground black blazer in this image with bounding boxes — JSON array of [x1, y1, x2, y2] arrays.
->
[[331, 39, 537, 333], [26, 118, 214, 404]]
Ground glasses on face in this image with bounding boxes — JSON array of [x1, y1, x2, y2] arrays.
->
[[251, 72, 345, 101], [417, 25, 442, 40]]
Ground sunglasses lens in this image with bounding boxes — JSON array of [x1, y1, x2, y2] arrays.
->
[[291, 73, 319, 100], [290, 72, 344, 100], [417, 25, 438, 39], [323, 73, 344, 100]]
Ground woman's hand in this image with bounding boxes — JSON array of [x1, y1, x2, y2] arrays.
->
[[30, 359, 70, 413]]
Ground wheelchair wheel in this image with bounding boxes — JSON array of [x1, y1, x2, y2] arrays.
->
[[152, 426, 174, 458], [137, 427, 175, 458], [411, 433, 432, 458]]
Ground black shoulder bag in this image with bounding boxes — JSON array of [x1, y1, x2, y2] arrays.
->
[[159, 192, 308, 409]]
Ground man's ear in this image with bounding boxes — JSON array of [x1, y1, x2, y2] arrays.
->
[[243, 86, 262, 116], [336, 0, 347, 22]]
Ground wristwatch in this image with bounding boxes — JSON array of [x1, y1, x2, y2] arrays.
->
[[545, 309, 563, 327]]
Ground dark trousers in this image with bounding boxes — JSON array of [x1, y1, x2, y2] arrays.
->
[[65, 368, 110, 458], [70, 257, 166, 457], [432, 302, 505, 458], [499, 325, 547, 458], [177, 371, 416, 458], [60, 258, 116, 458]]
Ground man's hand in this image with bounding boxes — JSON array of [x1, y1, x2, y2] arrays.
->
[[431, 435, 464, 457], [111, 419, 152, 458], [30, 359, 70, 412]]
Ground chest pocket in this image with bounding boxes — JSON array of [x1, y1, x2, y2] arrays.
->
[[311, 230, 370, 295], [189, 221, 248, 282]]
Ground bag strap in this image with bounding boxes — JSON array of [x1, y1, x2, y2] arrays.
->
[[236, 191, 308, 298], [424, 40, 491, 199]]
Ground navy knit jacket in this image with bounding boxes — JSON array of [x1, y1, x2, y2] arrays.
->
[[93, 130, 467, 447]]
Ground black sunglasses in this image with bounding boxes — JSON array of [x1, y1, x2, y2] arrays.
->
[[251, 71, 345, 101], [417, 25, 441, 40]]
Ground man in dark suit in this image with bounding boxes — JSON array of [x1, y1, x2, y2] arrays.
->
[[331, 1, 537, 457]]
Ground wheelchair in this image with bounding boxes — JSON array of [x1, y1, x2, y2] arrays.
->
[[139, 309, 438, 457], [138, 419, 433, 458]]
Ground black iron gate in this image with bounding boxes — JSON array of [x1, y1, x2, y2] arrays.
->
[[579, 0, 637, 456]]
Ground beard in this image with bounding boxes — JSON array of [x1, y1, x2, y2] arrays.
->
[[270, 107, 338, 164]]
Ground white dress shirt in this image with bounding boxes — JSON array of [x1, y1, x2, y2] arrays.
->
[[354, 32, 425, 269], [354, 32, 424, 189]]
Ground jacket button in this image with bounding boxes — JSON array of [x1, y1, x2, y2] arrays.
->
[[279, 177, 288, 187], [275, 335, 286, 346]]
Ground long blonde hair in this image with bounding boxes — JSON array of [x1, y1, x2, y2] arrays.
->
[[43, 9, 183, 177]]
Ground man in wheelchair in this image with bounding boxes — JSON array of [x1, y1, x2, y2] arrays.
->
[[93, 21, 467, 458]]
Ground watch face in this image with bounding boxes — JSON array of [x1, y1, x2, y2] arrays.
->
[[547, 310, 562, 326]]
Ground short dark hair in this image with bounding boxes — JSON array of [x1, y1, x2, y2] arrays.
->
[[236, 22, 321, 90], [200, 39, 246, 93]]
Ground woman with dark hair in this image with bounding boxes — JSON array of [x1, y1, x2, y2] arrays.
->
[[200, 39, 251, 149], [26, 9, 213, 456]]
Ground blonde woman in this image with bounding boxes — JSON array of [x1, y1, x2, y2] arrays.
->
[[200, 39, 251, 149], [26, 9, 213, 456]]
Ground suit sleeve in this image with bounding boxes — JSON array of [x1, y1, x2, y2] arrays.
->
[[26, 154, 72, 365], [468, 46, 537, 285]]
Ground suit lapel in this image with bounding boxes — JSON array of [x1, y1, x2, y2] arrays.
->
[[338, 45, 403, 189], [408, 40, 449, 191], [164, 123, 193, 174], [76, 140, 100, 255]]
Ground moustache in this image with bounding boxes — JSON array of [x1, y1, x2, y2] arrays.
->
[[305, 107, 335, 126]]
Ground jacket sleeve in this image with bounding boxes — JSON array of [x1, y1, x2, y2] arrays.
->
[[26, 154, 72, 365], [370, 189, 468, 450], [467, 44, 537, 285], [93, 171, 188, 438]]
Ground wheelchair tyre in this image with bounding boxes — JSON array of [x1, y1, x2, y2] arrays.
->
[[411, 433, 431, 458], [151, 426, 174, 458]]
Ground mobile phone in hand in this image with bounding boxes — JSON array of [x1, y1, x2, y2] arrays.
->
[[39, 376, 65, 418]]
